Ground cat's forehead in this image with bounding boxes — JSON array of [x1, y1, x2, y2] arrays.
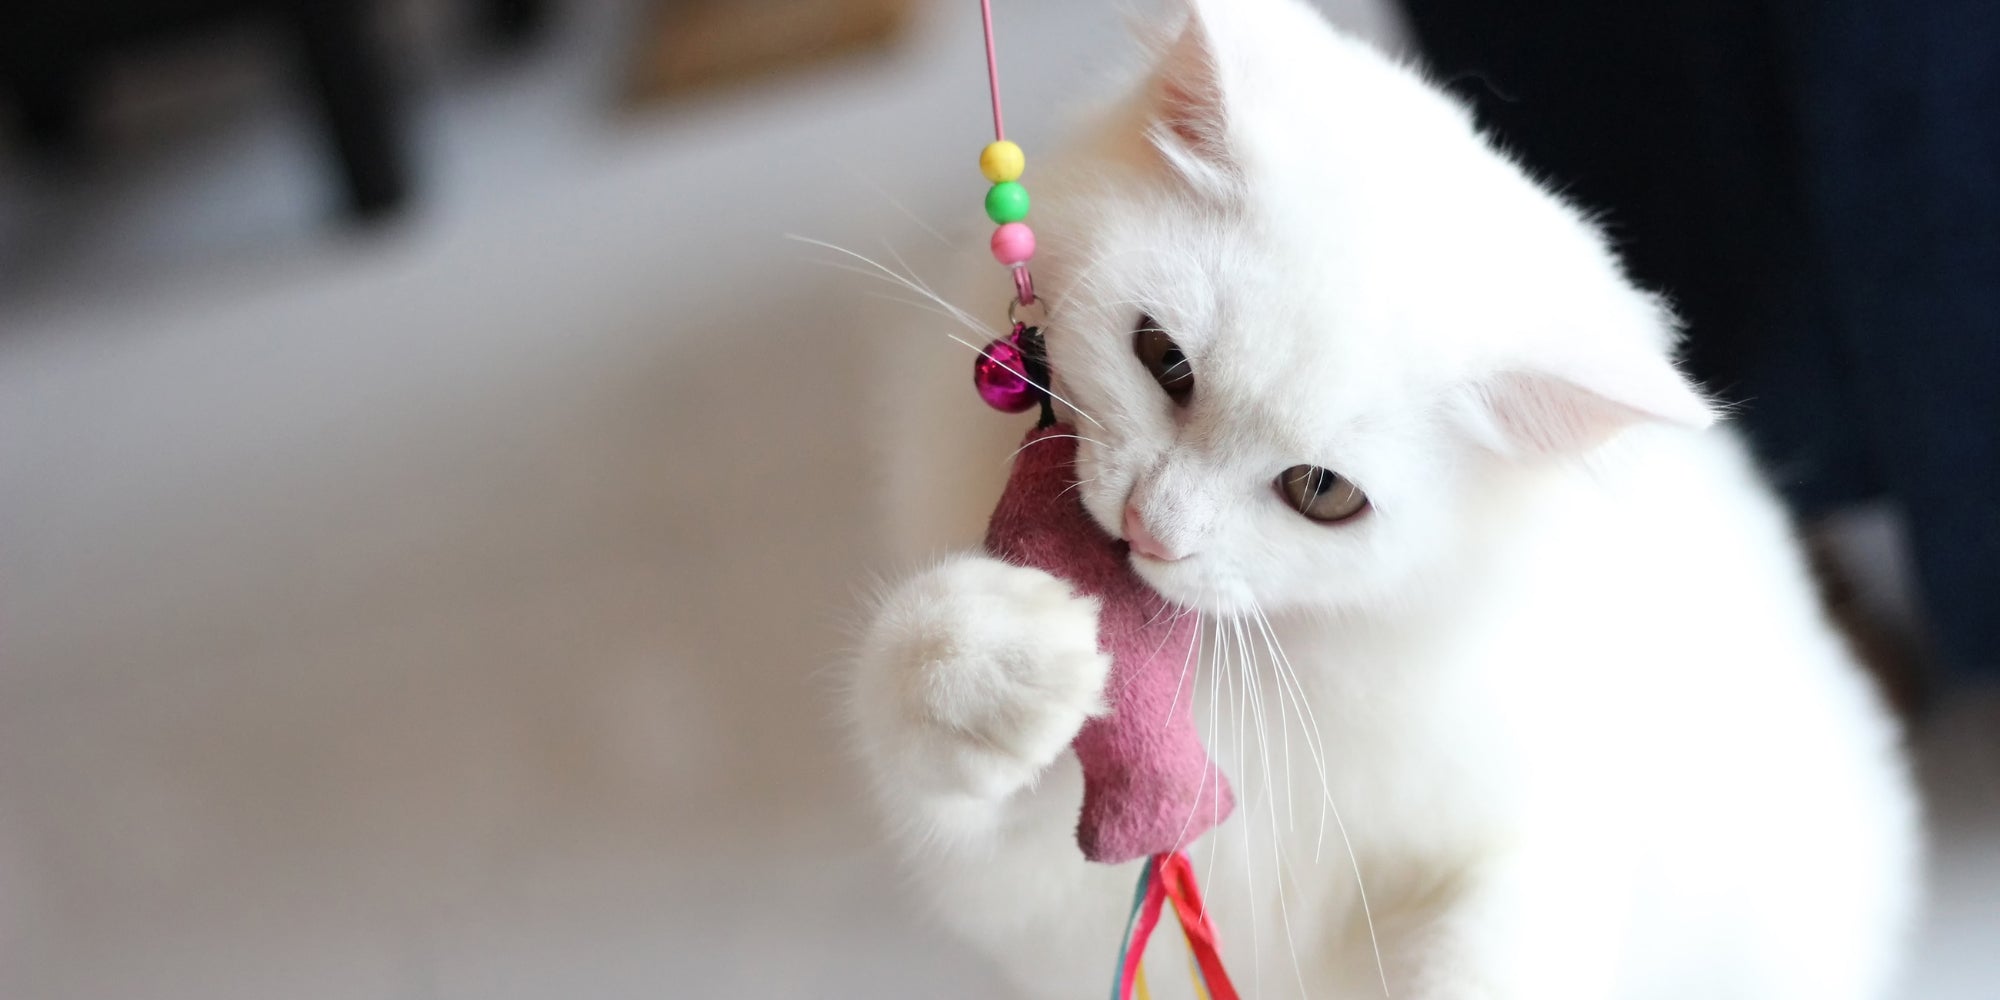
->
[[1065, 205, 1339, 326], [1066, 198, 1410, 356]]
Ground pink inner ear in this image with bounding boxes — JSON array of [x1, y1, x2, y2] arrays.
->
[[1160, 74, 1225, 159], [1486, 373, 1642, 455], [1482, 367, 1714, 456], [1151, 14, 1231, 171]]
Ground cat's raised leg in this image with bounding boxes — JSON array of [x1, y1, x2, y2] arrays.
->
[[849, 552, 1141, 988]]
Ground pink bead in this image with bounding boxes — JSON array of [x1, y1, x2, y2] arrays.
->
[[990, 222, 1036, 266]]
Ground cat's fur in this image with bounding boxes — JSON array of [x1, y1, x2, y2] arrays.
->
[[847, 1, 1920, 996]]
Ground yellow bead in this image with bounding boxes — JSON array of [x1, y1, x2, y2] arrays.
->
[[979, 141, 1025, 183]]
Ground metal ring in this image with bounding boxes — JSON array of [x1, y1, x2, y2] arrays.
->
[[1007, 295, 1047, 330]]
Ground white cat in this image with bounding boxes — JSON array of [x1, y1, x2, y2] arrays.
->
[[846, 1, 1921, 996]]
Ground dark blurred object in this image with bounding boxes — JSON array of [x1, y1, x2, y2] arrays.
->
[[481, 0, 547, 45], [0, 0, 540, 220], [1809, 526, 1929, 717], [1401, 0, 2000, 684], [1, 0, 406, 217], [628, 0, 913, 105]]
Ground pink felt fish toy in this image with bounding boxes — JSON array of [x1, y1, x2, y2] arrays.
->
[[982, 423, 1236, 863]]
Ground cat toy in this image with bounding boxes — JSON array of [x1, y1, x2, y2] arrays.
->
[[966, 3, 1240, 997]]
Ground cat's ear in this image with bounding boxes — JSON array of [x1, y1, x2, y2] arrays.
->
[[1462, 308, 1716, 457], [1467, 365, 1715, 457], [1147, 7, 1238, 193]]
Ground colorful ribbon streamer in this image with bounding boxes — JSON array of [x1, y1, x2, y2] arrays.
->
[[1111, 852, 1240, 1000]]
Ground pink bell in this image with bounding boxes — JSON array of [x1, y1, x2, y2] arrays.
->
[[973, 326, 1042, 413]]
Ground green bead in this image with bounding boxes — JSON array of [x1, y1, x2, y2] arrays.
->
[[984, 181, 1030, 224]]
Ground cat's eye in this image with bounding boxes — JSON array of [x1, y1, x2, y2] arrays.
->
[[1277, 465, 1369, 523], [1133, 316, 1194, 406]]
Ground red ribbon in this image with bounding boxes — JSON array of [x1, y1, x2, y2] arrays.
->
[[1118, 852, 1241, 1000], [1157, 851, 1240, 1000]]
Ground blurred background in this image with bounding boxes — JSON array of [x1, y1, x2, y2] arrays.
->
[[0, 1, 1992, 997]]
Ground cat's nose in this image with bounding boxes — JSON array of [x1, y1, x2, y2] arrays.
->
[[1123, 503, 1183, 562]]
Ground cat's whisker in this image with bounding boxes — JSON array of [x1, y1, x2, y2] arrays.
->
[[1041, 247, 1149, 316], [1055, 477, 1095, 500], [1117, 601, 1197, 707], [1243, 615, 1306, 999], [1163, 601, 1203, 728], [789, 234, 1107, 429], [1239, 614, 1274, 826], [1272, 814, 1311, 1000], [837, 166, 953, 247], [1003, 433, 1104, 464], [1165, 601, 1214, 853], [1200, 613, 1230, 925], [1244, 619, 1313, 1000], [817, 264, 996, 345], [846, 287, 1103, 433], [1250, 607, 1342, 998], [1063, 296, 1159, 317], [852, 287, 978, 328], [884, 240, 995, 338], [1146, 596, 1195, 636], [813, 255, 934, 291], [1133, 602, 1192, 693], [1234, 615, 1267, 997], [881, 239, 942, 290], [1254, 604, 1392, 999], [1266, 609, 1297, 834], [791, 238, 991, 334], [1251, 608, 1334, 856], [1052, 237, 1209, 322], [1234, 617, 1257, 819], [946, 332, 1107, 429]]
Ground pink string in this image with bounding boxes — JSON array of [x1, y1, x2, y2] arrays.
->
[[980, 0, 1034, 306], [979, 0, 1006, 141]]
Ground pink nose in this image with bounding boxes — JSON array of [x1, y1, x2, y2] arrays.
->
[[1123, 503, 1182, 562]]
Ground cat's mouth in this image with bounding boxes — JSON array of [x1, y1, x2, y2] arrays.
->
[[1125, 548, 1254, 617]]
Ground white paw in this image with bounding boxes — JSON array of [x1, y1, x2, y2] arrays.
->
[[853, 554, 1112, 802]]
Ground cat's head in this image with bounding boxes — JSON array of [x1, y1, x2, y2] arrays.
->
[[1036, 0, 1714, 618]]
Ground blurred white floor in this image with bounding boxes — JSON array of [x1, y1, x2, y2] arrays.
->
[[0, 2, 1991, 998]]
